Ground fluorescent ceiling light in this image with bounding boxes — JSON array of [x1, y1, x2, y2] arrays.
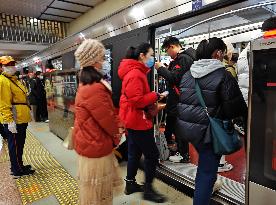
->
[[129, 6, 145, 20]]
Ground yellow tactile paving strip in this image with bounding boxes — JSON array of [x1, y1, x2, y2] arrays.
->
[[1, 130, 79, 205], [0, 141, 9, 163]]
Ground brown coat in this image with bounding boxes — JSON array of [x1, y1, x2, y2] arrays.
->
[[74, 81, 121, 158]]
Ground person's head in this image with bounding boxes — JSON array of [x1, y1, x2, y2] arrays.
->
[[162, 36, 182, 59], [23, 67, 29, 75], [29, 72, 35, 79], [75, 39, 106, 71], [0, 56, 17, 75], [196, 37, 227, 61], [224, 40, 234, 63], [14, 71, 20, 79], [126, 43, 154, 67], [35, 71, 44, 80]]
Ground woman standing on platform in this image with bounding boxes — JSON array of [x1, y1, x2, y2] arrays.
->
[[74, 39, 123, 205], [118, 43, 166, 203]]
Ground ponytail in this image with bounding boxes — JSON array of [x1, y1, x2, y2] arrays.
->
[[196, 37, 227, 60], [196, 39, 209, 60], [125, 43, 152, 60], [125, 46, 137, 59]]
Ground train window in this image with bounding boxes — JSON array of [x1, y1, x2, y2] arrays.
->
[[250, 44, 276, 190]]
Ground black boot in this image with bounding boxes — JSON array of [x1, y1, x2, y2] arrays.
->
[[143, 183, 167, 203], [124, 179, 144, 195]]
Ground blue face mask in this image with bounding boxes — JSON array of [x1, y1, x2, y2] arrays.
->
[[146, 56, 155, 68]]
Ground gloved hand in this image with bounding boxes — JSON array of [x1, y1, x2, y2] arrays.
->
[[8, 121, 17, 133]]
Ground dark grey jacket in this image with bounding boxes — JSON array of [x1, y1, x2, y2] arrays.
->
[[157, 48, 196, 116], [176, 59, 248, 146]]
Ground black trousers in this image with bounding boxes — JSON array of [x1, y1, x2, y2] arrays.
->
[[36, 98, 48, 121], [4, 123, 28, 174], [0, 123, 7, 140], [164, 115, 189, 157], [126, 128, 159, 184]]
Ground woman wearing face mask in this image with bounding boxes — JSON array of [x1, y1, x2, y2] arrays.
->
[[176, 37, 247, 205], [0, 56, 34, 178], [118, 43, 166, 203], [74, 39, 123, 205]]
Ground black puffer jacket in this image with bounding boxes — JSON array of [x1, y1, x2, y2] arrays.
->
[[176, 59, 248, 146], [158, 48, 196, 116]]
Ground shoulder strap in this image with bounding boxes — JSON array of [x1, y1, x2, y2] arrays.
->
[[2, 74, 27, 95], [195, 80, 209, 115], [100, 79, 112, 93]]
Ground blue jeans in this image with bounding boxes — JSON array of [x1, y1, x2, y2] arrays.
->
[[194, 143, 222, 205], [126, 128, 159, 184]]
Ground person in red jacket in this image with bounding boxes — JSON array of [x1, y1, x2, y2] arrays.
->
[[118, 43, 166, 203], [74, 39, 123, 205]]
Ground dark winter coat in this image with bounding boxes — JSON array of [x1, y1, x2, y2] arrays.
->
[[29, 77, 47, 105], [28, 78, 38, 105], [176, 59, 248, 146], [157, 48, 196, 116]]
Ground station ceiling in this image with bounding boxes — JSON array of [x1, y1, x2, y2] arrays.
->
[[0, 0, 105, 22]]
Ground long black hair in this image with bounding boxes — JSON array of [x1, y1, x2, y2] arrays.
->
[[196, 37, 227, 60], [79, 66, 103, 85], [125, 43, 152, 60]]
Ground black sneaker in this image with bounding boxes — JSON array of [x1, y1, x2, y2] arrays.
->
[[10, 165, 32, 174], [143, 183, 167, 203], [124, 179, 144, 195], [22, 165, 33, 171], [12, 169, 35, 179]]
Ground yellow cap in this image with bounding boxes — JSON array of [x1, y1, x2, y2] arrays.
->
[[0, 56, 15, 65]]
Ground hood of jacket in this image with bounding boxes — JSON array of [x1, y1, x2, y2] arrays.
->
[[118, 59, 150, 80], [190, 59, 224, 79]]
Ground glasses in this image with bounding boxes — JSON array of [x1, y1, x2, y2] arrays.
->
[[164, 46, 171, 52]]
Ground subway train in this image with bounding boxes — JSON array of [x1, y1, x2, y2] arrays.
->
[[17, 0, 276, 204]]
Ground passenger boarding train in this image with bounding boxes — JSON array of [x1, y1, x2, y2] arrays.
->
[[17, 0, 276, 204]]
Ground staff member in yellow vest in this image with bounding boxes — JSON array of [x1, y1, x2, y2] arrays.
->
[[0, 56, 35, 178]]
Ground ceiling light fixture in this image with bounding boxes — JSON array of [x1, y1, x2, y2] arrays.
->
[[129, 7, 145, 20]]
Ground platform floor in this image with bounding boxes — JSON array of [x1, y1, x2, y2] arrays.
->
[[0, 122, 192, 205]]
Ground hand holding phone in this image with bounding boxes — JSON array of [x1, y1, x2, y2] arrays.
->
[[158, 91, 169, 101], [160, 91, 169, 97]]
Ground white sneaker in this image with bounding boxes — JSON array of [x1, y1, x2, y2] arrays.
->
[[44, 120, 49, 123], [169, 152, 183, 163], [212, 178, 223, 194], [218, 163, 233, 173], [234, 124, 245, 135]]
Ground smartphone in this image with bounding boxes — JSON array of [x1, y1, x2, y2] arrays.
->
[[160, 91, 169, 97]]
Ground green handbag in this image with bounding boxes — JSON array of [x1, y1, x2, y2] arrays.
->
[[195, 80, 242, 155]]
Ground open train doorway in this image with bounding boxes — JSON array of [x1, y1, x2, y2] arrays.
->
[[153, 1, 276, 204]]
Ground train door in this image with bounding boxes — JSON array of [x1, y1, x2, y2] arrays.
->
[[248, 36, 276, 205]]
